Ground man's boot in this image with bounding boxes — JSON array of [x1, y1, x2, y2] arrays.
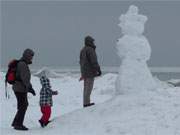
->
[[14, 125, 28, 131], [84, 103, 95, 107]]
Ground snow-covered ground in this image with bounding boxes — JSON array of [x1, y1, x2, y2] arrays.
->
[[1, 71, 180, 135], [0, 72, 115, 135]]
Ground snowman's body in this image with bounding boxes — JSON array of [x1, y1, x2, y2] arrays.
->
[[116, 5, 157, 94]]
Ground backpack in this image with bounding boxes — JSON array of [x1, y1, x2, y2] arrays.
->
[[4, 59, 19, 99], [5, 59, 20, 85]]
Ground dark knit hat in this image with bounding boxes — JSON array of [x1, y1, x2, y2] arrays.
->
[[84, 36, 96, 49], [85, 36, 94, 43], [23, 48, 34, 58]]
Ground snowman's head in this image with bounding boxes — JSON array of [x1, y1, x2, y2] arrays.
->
[[119, 5, 147, 36]]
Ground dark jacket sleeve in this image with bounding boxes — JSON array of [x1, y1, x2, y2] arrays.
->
[[18, 62, 32, 92], [87, 48, 100, 71], [79, 50, 83, 75]]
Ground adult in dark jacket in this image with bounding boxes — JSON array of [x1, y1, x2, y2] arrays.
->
[[11, 48, 36, 131], [79, 36, 101, 107]]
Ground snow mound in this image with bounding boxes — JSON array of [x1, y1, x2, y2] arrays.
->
[[33, 67, 61, 78], [166, 79, 180, 87], [154, 76, 174, 89], [48, 88, 180, 135], [95, 73, 117, 95]]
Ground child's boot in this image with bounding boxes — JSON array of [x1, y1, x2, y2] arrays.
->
[[39, 120, 45, 128]]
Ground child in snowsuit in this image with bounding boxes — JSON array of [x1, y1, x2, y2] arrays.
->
[[35, 69, 58, 127]]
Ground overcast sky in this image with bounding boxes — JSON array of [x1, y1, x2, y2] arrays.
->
[[1, 1, 180, 69]]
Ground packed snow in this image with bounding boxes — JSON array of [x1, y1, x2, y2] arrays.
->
[[1, 71, 180, 135], [0, 71, 115, 135], [116, 5, 156, 95]]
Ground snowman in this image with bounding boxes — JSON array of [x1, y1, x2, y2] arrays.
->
[[115, 5, 157, 95]]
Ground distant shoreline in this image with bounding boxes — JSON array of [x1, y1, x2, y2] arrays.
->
[[1, 66, 180, 81], [1, 66, 180, 73]]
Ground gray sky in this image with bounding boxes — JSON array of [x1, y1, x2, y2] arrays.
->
[[1, 1, 180, 69]]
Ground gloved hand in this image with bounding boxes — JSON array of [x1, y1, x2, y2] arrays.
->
[[52, 91, 58, 95], [79, 76, 84, 81], [95, 68, 101, 76], [29, 88, 36, 96], [97, 69, 102, 76]]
